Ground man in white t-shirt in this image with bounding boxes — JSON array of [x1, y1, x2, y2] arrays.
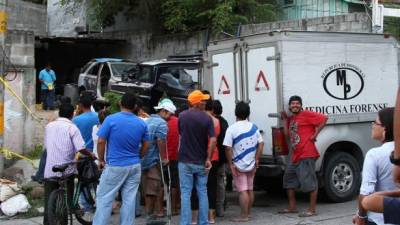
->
[[223, 101, 264, 222]]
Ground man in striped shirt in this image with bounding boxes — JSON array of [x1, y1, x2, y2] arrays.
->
[[43, 103, 95, 225], [141, 99, 176, 223], [223, 101, 264, 222]]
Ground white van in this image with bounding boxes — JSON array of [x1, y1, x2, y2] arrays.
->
[[202, 31, 399, 202]]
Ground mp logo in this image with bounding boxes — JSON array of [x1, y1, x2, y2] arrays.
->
[[322, 63, 365, 100]]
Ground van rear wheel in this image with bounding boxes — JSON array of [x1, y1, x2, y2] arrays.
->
[[323, 152, 361, 202]]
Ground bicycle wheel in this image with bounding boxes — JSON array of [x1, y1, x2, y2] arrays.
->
[[48, 189, 69, 225], [75, 182, 97, 225]]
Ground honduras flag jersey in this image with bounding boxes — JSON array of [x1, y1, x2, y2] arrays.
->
[[223, 120, 263, 172]]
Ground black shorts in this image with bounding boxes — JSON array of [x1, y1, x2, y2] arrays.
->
[[162, 160, 179, 188], [283, 158, 318, 192], [383, 196, 400, 224]]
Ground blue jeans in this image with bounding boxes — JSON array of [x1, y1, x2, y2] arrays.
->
[[93, 164, 141, 225], [79, 187, 94, 212], [179, 162, 209, 225], [136, 187, 142, 216], [32, 149, 46, 182], [41, 89, 55, 110]]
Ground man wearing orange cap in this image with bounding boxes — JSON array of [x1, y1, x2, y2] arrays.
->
[[178, 90, 217, 225]]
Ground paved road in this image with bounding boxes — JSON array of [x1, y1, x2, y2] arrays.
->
[[1, 191, 357, 225]]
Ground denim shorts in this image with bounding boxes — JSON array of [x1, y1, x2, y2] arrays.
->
[[383, 196, 400, 224], [283, 158, 318, 192]]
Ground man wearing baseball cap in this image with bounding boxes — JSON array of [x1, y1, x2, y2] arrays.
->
[[141, 98, 176, 223], [178, 90, 217, 225]]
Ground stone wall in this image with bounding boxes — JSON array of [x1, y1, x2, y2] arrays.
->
[[8, 0, 47, 36], [95, 12, 372, 62], [47, 0, 88, 37], [240, 12, 371, 35], [4, 30, 36, 154]]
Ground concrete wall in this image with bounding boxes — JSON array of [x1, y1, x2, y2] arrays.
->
[[95, 12, 372, 62], [240, 12, 371, 35], [4, 30, 36, 154], [98, 31, 207, 62], [8, 0, 47, 36], [47, 0, 88, 37]]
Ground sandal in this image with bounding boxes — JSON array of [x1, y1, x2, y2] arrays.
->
[[298, 211, 317, 217], [278, 209, 298, 214]]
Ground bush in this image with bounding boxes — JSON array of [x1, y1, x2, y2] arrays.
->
[[104, 91, 123, 114], [27, 145, 44, 160]]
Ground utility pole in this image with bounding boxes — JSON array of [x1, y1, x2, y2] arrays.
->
[[0, 0, 7, 173]]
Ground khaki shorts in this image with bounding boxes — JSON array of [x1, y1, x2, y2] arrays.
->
[[283, 158, 318, 193], [141, 165, 161, 196]]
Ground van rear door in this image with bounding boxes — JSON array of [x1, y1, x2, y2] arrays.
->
[[209, 46, 242, 125], [243, 44, 279, 156]]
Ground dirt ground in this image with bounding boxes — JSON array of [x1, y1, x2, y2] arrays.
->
[[33, 106, 58, 146]]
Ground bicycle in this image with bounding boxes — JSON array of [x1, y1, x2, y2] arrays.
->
[[46, 158, 98, 225]]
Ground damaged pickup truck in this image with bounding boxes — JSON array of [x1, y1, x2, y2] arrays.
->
[[77, 57, 201, 111]]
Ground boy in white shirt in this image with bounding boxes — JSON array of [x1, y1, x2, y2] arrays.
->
[[223, 101, 264, 222]]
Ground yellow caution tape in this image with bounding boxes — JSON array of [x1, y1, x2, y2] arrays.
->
[[0, 148, 37, 168], [0, 76, 43, 121], [0, 11, 7, 34]]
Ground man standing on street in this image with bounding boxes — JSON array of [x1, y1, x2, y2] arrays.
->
[[178, 90, 217, 225], [39, 63, 56, 110], [141, 99, 176, 223], [73, 96, 99, 152], [43, 103, 94, 225], [223, 101, 264, 222], [93, 93, 149, 225], [72, 95, 99, 213], [279, 95, 327, 217], [212, 100, 229, 218]]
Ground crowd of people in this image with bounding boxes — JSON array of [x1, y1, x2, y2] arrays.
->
[[35, 85, 400, 225]]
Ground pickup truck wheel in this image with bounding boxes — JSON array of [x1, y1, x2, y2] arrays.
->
[[323, 152, 361, 202]]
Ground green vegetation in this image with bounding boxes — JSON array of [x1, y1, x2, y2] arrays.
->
[[104, 91, 122, 114], [60, 0, 279, 34], [383, 4, 400, 39], [26, 144, 44, 160]]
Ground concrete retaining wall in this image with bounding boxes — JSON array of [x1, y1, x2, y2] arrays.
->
[[47, 0, 88, 37], [8, 0, 47, 36], [95, 12, 372, 62], [4, 30, 36, 154]]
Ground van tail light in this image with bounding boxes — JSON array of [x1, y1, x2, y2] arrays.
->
[[272, 127, 289, 156]]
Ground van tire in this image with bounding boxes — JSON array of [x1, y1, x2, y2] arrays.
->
[[323, 152, 361, 202]]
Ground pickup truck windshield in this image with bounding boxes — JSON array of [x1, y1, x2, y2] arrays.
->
[[110, 62, 137, 77]]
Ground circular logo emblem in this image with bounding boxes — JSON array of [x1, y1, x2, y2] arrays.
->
[[322, 64, 365, 100]]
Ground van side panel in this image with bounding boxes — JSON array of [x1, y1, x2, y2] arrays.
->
[[281, 41, 398, 117]]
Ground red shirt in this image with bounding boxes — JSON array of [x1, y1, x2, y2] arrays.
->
[[210, 115, 220, 161], [286, 110, 327, 163], [167, 116, 179, 161]]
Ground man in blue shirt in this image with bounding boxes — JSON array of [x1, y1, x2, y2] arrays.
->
[[93, 93, 149, 225], [38, 63, 56, 110], [141, 99, 176, 223], [73, 96, 99, 151], [72, 95, 99, 212]]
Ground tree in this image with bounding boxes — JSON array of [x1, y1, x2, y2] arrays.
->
[[60, 0, 279, 34]]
